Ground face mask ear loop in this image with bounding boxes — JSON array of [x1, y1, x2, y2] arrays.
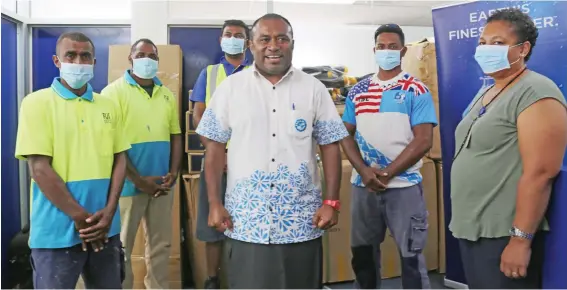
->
[[509, 42, 525, 66]]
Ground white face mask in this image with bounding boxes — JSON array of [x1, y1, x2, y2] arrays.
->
[[132, 57, 159, 79], [221, 37, 246, 55], [59, 60, 94, 89]]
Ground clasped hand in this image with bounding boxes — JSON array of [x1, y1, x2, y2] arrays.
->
[[360, 166, 390, 192], [75, 207, 114, 252], [137, 174, 176, 198]]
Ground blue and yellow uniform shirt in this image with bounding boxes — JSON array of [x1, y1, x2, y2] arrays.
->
[[101, 70, 182, 197], [15, 78, 131, 249]]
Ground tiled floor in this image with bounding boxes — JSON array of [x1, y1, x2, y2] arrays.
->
[[325, 271, 448, 289]]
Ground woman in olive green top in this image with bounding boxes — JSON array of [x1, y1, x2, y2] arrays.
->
[[450, 8, 567, 289]]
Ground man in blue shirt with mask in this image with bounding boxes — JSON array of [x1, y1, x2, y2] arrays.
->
[[190, 19, 251, 289]]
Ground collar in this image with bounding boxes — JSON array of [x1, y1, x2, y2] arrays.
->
[[252, 63, 295, 82], [123, 70, 163, 87], [51, 77, 94, 102], [220, 55, 252, 67], [372, 70, 406, 85]]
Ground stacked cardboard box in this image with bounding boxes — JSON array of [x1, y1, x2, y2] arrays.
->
[[107, 45, 184, 288], [402, 39, 442, 161]]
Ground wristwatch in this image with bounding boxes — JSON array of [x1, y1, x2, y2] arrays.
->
[[323, 200, 341, 212], [509, 226, 534, 241]]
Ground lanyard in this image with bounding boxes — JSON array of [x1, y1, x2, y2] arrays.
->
[[453, 67, 527, 161]]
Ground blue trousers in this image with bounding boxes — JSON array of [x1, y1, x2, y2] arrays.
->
[[30, 235, 124, 289]]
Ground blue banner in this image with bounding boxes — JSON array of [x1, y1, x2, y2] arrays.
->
[[432, 1, 567, 287]]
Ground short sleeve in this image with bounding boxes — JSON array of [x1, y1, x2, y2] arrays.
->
[[190, 68, 207, 103], [514, 85, 567, 119], [15, 96, 53, 160], [313, 82, 349, 145], [342, 89, 357, 125], [195, 79, 231, 143], [168, 92, 182, 134], [112, 103, 131, 154], [410, 91, 438, 127]]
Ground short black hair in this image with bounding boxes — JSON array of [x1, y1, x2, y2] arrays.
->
[[56, 32, 95, 56], [487, 8, 538, 62], [374, 23, 405, 46], [222, 19, 250, 39], [130, 38, 158, 54], [251, 13, 294, 38]]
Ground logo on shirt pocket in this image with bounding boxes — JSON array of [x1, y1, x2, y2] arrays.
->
[[102, 112, 112, 124], [295, 119, 307, 132]]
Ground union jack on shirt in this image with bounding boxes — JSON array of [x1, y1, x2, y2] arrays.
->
[[342, 71, 438, 189]]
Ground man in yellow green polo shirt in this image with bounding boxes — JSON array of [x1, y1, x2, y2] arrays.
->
[[15, 32, 130, 289], [101, 38, 182, 289], [190, 19, 251, 289]]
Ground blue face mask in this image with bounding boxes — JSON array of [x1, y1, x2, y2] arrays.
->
[[59, 62, 94, 90], [474, 44, 522, 74], [375, 49, 401, 71], [132, 58, 159, 79], [221, 37, 246, 55]]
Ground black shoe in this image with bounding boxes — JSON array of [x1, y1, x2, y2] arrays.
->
[[204, 276, 220, 289]]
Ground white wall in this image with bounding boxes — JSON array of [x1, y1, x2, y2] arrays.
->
[[1, 0, 16, 12], [30, 0, 130, 19]]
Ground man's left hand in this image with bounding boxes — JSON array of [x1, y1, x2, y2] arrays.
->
[[162, 172, 177, 188], [376, 168, 391, 191], [500, 238, 532, 279], [78, 207, 115, 243], [312, 204, 339, 230]]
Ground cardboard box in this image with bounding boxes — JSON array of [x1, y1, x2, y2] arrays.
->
[[402, 39, 442, 160], [435, 161, 446, 273], [323, 160, 355, 283], [421, 157, 439, 271], [107, 45, 184, 120]]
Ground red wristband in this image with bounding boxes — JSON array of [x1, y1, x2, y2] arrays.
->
[[323, 199, 341, 211]]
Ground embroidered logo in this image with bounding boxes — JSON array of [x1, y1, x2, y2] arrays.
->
[[164, 95, 169, 101], [394, 92, 406, 104], [102, 113, 112, 124], [295, 119, 307, 132]]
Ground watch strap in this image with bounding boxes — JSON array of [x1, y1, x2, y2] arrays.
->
[[509, 226, 534, 240]]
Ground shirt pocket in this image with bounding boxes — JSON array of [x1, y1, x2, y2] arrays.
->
[[287, 109, 313, 139], [95, 127, 115, 157]]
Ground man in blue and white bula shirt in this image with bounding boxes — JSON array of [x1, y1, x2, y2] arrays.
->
[[196, 13, 349, 289], [340, 24, 438, 289]]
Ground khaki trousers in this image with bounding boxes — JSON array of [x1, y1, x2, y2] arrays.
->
[[120, 191, 174, 289]]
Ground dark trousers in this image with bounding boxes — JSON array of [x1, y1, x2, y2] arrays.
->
[[350, 184, 430, 289], [30, 235, 124, 289], [458, 234, 545, 289], [225, 238, 323, 289]]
